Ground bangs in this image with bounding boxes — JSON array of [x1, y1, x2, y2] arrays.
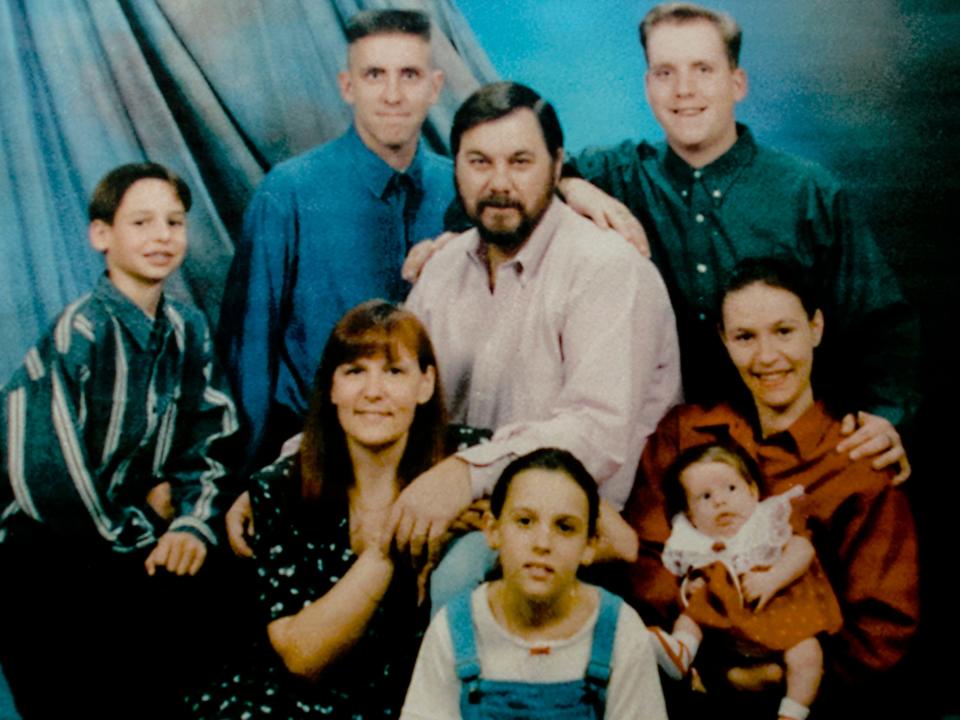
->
[[334, 312, 425, 367]]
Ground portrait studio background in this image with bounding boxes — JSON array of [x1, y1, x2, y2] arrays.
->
[[1, 1, 957, 717]]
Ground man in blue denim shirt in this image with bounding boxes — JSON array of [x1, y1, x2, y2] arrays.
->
[[218, 9, 452, 470]]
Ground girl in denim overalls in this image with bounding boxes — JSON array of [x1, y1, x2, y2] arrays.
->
[[401, 449, 667, 719]]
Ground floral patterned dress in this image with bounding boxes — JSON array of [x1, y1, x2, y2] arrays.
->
[[188, 455, 426, 718]]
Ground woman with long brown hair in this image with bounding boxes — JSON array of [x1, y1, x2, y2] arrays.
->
[[191, 300, 445, 718]]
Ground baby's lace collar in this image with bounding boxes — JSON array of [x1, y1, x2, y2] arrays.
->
[[662, 485, 804, 579]]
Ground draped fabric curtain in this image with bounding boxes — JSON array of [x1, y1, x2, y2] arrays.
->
[[0, 0, 497, 380]]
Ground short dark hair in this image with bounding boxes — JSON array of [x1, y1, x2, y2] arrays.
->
[[490, 448, 600, 537], [663, 441, 762, 520], [640, 2, 742, 68], [345, 9, 431, 44], [88, 162, 192, 224], [720, 256, 822, 325], [450, 81, 564, 159]]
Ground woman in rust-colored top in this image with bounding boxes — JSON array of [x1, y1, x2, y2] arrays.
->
[[624, 258, 918, 715]]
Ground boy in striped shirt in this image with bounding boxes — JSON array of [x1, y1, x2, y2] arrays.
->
[[0, 162, 238, 718]]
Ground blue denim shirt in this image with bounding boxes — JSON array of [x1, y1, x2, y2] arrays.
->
[[219, 126, 453, 457]]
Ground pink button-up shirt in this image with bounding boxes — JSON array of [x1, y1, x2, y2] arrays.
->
[[406, 199, 681, 508]]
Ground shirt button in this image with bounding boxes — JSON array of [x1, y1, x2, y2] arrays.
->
[[712, 189, 722, 198], [695, 213, 705, 223], [698, 312, 707, 321], [696, 263, 708, 274], [681, 190, 688, 198], [693, 170, 702, 179]]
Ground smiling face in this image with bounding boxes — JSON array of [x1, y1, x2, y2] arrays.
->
[[338, 32, 443, 168], [681, 460, 759, 538], [721, 281, 824, 435], [330, 342, 435, 454], [455, 108, 562, 254], [485, 468, 596, 606], [88, 178, 187, 308], [644, 19, 747, 168]]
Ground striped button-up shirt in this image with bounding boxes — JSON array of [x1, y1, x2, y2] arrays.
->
[[1, 275, 238, 551]]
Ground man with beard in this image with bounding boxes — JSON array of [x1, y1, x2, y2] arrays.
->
[[392, 82, 681, 581]]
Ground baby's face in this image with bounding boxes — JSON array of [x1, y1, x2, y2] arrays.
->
[[681, 461, 759, 538]]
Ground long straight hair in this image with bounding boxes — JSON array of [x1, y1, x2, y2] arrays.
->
[[299, 300, 447, 507]]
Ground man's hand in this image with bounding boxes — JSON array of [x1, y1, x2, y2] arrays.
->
[[837, 411, 910, 484], [594, 501, 639, 563], [558, 177, 650, 256], [449, 499, 490, 535], [146, 481, 175, 522], [387, 456, 473, 567], [402, 232, 457, 284], [145, 531, 207, 576], [226, 490, 254, 558]]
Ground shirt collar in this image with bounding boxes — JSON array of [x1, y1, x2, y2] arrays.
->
[[690, 399, 834, 463], [345, 124, 425, 199], [467, 197, 564, 287], [661, 123, 757, 189], [93, 274, 166, 351]]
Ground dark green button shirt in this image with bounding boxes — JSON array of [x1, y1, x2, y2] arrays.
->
[[571, 126, 920, 429]]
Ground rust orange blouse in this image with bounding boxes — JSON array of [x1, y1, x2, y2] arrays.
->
[[624, 401, 919, 682]]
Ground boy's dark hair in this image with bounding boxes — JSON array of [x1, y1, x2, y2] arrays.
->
[[720, 256, 822, 324], [490, 448, 600, 537], [640, 2, 742, 68], [88, 162, 192, 224], [451, 81, 564, 160], [345, 9, 431, 44], [662, 441, 763, 519]]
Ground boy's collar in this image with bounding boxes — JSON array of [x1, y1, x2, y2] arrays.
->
[[94, 274, 168, 350]]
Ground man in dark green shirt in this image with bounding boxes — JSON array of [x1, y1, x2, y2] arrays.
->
[[559, 2, 919, 482]]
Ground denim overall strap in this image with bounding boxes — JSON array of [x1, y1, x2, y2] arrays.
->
[[447, 589, 482, 684], [583, 588, 622, 703], [450, 586, 621, 720], [584, 588, 623, 688]]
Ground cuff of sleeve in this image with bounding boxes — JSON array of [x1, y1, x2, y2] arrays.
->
[[458, 444, 514, 499], [777, 697, 810, 720], [168, 516, 217, 547]]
